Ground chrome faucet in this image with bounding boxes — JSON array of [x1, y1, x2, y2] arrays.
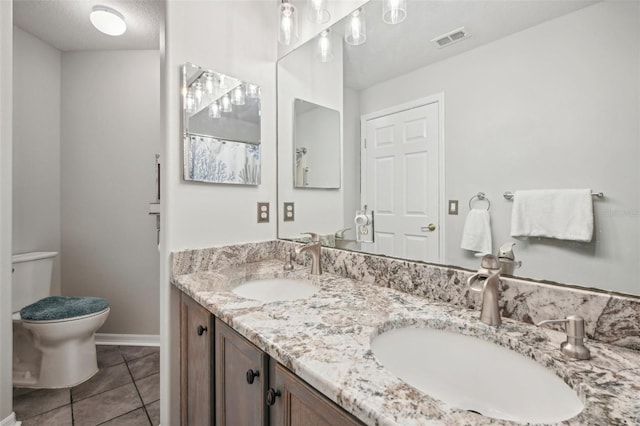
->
[[537, 315, 591, 360], [295, 233, 322, 275], [467, 254, 502, 326]]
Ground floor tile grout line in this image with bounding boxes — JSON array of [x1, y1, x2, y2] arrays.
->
[[13, 401, 72, 424], [124, 354, 154, 425], [94, 407, 148, 426], [70, 364, 133, 404]]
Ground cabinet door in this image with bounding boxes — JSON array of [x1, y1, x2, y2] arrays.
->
[[215, 318, 268, 426], [268, 360, 364, 426], [180, 293, 214, 426]]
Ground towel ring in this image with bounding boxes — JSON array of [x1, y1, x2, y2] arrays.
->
[[469, 192, 491, 211]]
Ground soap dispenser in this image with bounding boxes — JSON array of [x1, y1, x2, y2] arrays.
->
[[497, 242, 522, 275]]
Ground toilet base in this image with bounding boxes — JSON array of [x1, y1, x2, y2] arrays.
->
[[13, 308, 109, 388]]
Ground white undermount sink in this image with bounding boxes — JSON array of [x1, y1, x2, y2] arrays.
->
[[232, 278, 318, 302], [371, 327, 584, 423]]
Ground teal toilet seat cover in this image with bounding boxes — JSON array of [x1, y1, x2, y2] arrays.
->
[[20, 296, 109, 321]]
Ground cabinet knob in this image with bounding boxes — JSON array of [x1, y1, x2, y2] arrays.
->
[[197, 325, 208, 336], [266, 388, 281, 406], [246, 369, 260, 384]]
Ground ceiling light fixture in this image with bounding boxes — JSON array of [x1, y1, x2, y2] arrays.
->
[[90, 6, 127, 36], [278, 0, 299, 46], [231, 85, 245, 106], [383, 0, 407, 25], [345, 8, 366, 46]]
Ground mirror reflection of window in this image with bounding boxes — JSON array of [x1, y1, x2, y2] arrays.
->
[[293, 98, 341, 189]]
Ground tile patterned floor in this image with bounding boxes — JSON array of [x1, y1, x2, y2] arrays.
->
[[13, 345, 160, 426]]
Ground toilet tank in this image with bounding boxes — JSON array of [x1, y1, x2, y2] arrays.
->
[[12, 252, 58, 314]]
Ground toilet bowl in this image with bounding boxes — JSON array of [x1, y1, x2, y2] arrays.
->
[[12, 252, 110, 388]]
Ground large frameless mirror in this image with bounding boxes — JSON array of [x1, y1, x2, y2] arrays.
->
[[293, 98, 341, 189], [276, 0, 640, 297], [182, 63, 262, 185]]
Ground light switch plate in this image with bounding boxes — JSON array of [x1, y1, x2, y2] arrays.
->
[[448, 200, 459, 215], [257, 202, 269, 223], [284, 202, 295, 222]]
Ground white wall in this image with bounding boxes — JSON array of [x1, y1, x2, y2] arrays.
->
[[0, 1, 13, 421], [343, 87, 361, 241], [12, 27, 61, 295], [61, 50, 160, 334], [278, 31, 344, 238], [295, 105, 340, 188], [359, 2, 639, 293], [162, 2, 278, 424]]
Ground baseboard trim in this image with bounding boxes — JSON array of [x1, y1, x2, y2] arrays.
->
[[1, 412, 20, 426], [95, 333, 160, 347]]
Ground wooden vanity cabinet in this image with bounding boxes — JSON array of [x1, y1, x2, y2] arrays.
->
[[180, 292, 363, 426], [268, 360, 364, 426], [180, 293, 215, 426], [215, 318, 269, 426]]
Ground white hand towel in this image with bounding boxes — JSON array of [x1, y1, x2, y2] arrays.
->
[[510, 189, 594, 242], [461, 209, 493, 254]]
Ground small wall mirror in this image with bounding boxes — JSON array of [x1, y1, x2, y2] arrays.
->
[[293, 98, 341, 188], [182, 62, 261, 185]]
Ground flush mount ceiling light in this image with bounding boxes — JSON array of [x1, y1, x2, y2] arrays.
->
[[90, 6, 127, 36]]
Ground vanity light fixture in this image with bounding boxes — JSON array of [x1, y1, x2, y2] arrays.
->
[[307, 0, 330, 24], [345, 8, 366, 46], [193, 81, 203, 106], [204, 73, 214, 94], [221, 94, 232, 113], [208, 102, 221, 118], [185, 89, 195, 114], [89, 6, 127, 36], [383, 0, 407, 25], [278, 0, 299, 46], [218, 74, 228, 90], [246, 83, 259, 98], [231, 85, 245, 106], [316, 29, 334, 63]]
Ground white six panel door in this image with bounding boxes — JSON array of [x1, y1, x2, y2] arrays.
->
[[364, 102, 440, 262]]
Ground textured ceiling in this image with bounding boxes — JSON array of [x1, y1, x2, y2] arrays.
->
[[340, 0, 598, 90], [13, 0, 162, 51]]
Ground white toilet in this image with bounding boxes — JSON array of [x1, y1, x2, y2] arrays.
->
[[12, 251, 110, 388]]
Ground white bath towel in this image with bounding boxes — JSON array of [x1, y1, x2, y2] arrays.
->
[[461, 209, 493, 254], [510, 189, 594, 242]]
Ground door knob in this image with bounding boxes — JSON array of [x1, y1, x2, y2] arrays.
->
[[421, 224, 436, 232]]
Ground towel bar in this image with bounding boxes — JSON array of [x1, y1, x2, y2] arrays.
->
[[503, 191, 604, 200], [469, 192, 491, 210]]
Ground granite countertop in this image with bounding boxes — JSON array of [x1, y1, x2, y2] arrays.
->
[[172, 259, 640, 425]]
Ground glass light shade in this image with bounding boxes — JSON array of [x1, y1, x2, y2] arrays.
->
[[345, 9, 366, 46], [307, 0, 330, 24], [208, 102, 221, 118], [246, 83, 259, 98], [278, 1, 299, 46], [231, 85, 245, 106], [90, 6, 127, 36], [193, 82, 203, 105], [221, 94, 232, 113], [316, 30, 333, 63], [185, 90, 195, 113], [204, 73, 214, 94], [218, 74, 228, 89], [383, 0, 407, 25]]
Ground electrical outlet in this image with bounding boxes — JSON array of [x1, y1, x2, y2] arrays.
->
[[448, 200, 459, 215], [284, 202, 295, 222], [257, 202, 269, 223]]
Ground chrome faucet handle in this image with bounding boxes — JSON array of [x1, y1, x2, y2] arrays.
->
[[536, 315, 591, 360], [283, 249, 294, 271], [301, 232, 320, 243]]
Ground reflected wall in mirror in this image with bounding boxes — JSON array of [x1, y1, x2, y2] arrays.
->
[[277, 0, 640, 296], [182, 63, 262, 185], [294, 98, 341, 188]]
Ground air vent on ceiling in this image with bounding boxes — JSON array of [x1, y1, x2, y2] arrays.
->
[[431, 27, 470, 49]]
